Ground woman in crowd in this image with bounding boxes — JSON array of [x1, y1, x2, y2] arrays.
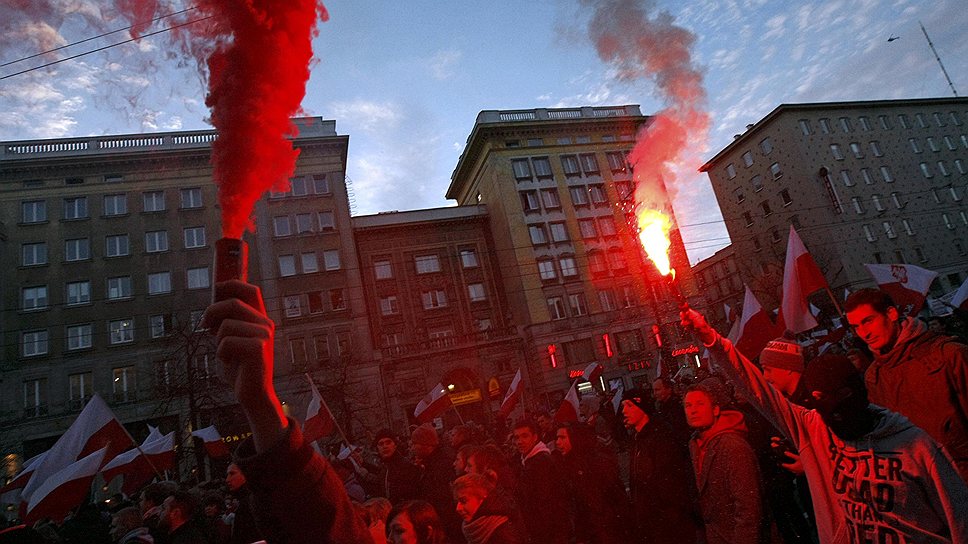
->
[[386, 500, 447, 544]]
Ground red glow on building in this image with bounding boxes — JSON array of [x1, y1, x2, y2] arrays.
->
[[568, 370, 584, 379], [651, 324, 662, 347], [548, 344, 559, 368], [602, 333, 613, 358]]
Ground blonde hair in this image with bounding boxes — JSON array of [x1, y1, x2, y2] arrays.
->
[[451, 472, 495, 498]]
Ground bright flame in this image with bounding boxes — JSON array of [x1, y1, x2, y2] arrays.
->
[[637, 209, 672, 276]]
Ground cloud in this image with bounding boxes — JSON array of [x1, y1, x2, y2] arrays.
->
[[328, 99, 403, 133], [427, 49, 462, 80]]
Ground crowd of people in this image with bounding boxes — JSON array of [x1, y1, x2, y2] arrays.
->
[[3, 282, 968, 544]]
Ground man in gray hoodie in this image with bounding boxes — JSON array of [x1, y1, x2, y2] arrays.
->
[[682, 307, 968, 544]]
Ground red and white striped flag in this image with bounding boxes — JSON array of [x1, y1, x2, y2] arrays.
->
[[20, 394, 133, 503], [191, 425, 230, 459], [864, 264, 938, 316], [781, 226, 828, 333], [952, 277, 968, 311], [101, 432, 175, 496], [0, 452, 47, 505], [554, 381, 580, 423], [303, 376, 336, 443], [731, 286, 779, 358], [498, 369, 523, 419], [414, 383, 453, 424], [24, 447, 108, 524], [582, 362, 604, 384]]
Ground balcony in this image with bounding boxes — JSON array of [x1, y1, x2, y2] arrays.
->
[[381, 325, 518, 359]]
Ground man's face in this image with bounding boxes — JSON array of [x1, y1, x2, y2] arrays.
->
[[377, 437, 397, 459], [554, 429, 572, 455], [621, 400, 647, 429], [652, 380, 672, 402], [225, 464, 245, 492], [411, 441, 435, 460], [512, 427, 539, 455], [684, 391, 718, 429], [762, 366, 801, 397], [847, 303, 900, 353], [536, 415, 553, 433], [455, 488, 486, 522]]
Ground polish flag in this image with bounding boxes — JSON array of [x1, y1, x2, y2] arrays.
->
[[191, 426, 230, 459], [24, 447, 108, 524], [582, 362, 604, 384], [610, 385, 624, 414], [414, 383, 453, 424], [303, 376, 336, 443], [781, 226, 828, 333], [498, 369, 523, 419], [734, 286, 779, 358], [554, 381, 580, 423], [20, 394, 133, 503], [952, 277, 968, 311], [864, 264, 938, 316], [0, 452, 47, 505], [101, 432, 175, 496]]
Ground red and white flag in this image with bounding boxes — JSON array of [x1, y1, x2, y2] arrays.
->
[[864, 264, 938, 316], [952, 277, 968, 311], [101, 432, 175, 496], [191, 425, 230, 459], [781, 226, 829, 334], [582, 362, 604, 384], [414, 383, 453, 424], [554, 381, 580, 423], [0, 452, 47, 505], [730, 286, 779, 358], [24, 447, 108, 524], [303, 376, 336, 443], [20, 394, 133, 503], [498, 369, 523, 419]]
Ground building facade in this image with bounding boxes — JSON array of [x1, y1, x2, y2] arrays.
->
[[691, 244, 743, 335], [700, 97, 968, 311]]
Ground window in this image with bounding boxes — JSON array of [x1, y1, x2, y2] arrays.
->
[[752, 237, 762, 252], [318, 211, 336, 231], [891, 192, 904, 209], [588, 184, 607, 204], [914, 247, 927, 262], [759, 138, 773, 154], [184, 226, 206, 248], [915, 113, 927, 128], [560, 257, 578, 277], [187, 267, 210, 289], [726, 163, 737, 179], [105, 234, 130, 257], [550, 221, 570, 242], [143, 191, 165, 212], [538, 260, 557, 280], [295, 213, 314, 234], [568, 293, 587, 316], [607, 249, 627, 270], [314, 334, 331, 359], [878, 115, 892, 130], [24, 378, 48, 417], [615, 181, 633, 201], [742, 151, 753, 167], [861, 168, 874, 185], [22, 200, 46, 223], [951, 112, 963, 126], [909, 138, 922, 153], [903, 219, 915, 236], [468, 283, 486, 302], [107, 276, 132, 299], [927, 137, 940, 152], [760, 200, 773, 216], [870, 141, 883, 157], [880, 166, 894, 182], [951, 187, 963, 202], [820, 118, 831, 133], [606, 151, 627, 172], [67, 324, 93, 350], [588, 252, 608, 274], [374, 260, 393, 279], [830, 144, 844, 160], [301, 252, 319, 273], [103, 194, 127, 216], [780, 189, 792, 206], [621, 285, 637, 308], [109, 319, 135, 344], [883, 221, 897, 239], [933, 112, 945, 127], [898, 114, 910, 129], [751, 175, 763, 191], [306, 292, 324, 314], [279, 255, 296, 277], [560, 155, 580, 176], [859, 116, 872, 131], [113, 367, 136, 403], [270, 216, 291, 237], [22, 286, 48, 310], [734, 188, 746, 203], [569, 186, 588, 206], [770, 162, 782, 179], [579, 219, 598, 239], [521, 190, 540, 212], [511, 159, 531, 180], [743, 212, 754, 227], [957, 160, 967, 175], [599, 217, 617, 236], [863, 225, 876, 242], [460, 249, 478, 268], [849, 142, 864, 158], [798, 119, 812, 135], [943, 214, 955, 230], [290, 176, 309, 197], [541, 188, 561, 209], [920, 162, 933, 179], [180, 187, 202, 208], [547, 297, 566, 320], [579, 153, 599, 174], [771, 228, 782, 243], [22, 330, 48, 357], [22, 242, 47, 266], [415, 254, 441, 273], [284, 295, 302, 318], [422, 290, 448, 309], [839, 117, 853, 133], [67, 281, 90, 305], [527, 138, 543, 146], [323, 250, 341, 271], [380, 296, 399, 315], [852, 197, 865, 214], [63, 197, 88, 220], [872, 194, 884, 212], [149, 314, 171, 338], [945, 135, 957, 151], [533, 157, 552, 178], [147, 272, 172, 295], [938, 161, 950, 177], [894, 249, 906, 264], [529, 225, 547, 244], [313, 174, 330, 194], [330, 289, 346, 311]]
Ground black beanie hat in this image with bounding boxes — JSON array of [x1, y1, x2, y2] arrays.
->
[[800, 354, 866, 404], [373, 429, 396, 447], [622, 388, 655, 417]]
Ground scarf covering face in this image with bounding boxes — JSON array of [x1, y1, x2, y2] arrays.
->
[[462, 514, 509, 544]]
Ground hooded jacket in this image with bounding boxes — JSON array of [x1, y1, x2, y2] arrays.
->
[[515, 441, 571, 544], [866, 317, 968, 480], [462, 490, 526, 544], [689, 410, 763, 544], [707, 333, 968, 544]]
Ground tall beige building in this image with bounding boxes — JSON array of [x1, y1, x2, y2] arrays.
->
[[700, 97, 968, 311]]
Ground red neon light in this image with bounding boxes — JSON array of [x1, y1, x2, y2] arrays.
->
[[651, 324, 662, 347], [548, 344, 558, 368], [672, 345, 700, 357], [602, 333, 613, 358], [568, 370, 584, 379]]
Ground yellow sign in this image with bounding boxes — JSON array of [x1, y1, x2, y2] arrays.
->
[[449, 389, 483, 406]]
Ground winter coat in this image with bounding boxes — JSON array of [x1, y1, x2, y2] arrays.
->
[[558, 447, 630, 544], [417, 445, 463, 543], [689, 410, 763, 544], [655, 396, 691, 447], [374, 451, 422, 504], [461, 491, 526, 544], [514, 442, 571, 544], [234, 418, 373, 543], [628, 419, 700, 544], [119, 527, 155, 544], [167, 522, 209, 544], [708, 333, 968, 544], [866, 317, 968, 480], [228, 487, 264, 544]]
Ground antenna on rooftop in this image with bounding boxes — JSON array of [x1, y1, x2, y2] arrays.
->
[[919, 21, 958, 97]]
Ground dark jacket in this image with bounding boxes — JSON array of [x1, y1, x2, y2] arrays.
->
[[235, 419, 372, 543], [689, 410, 763, 544], [168, 522, 208, 544], [629, 420, 699, 544], [370, 451, 422, 504], [866, 317, 968, 480], [462, 492, 526, 544], [514, 443, 571, 544], [655, 396, 691, 447], [417, 445, 463, 543], [228, 487, 264, 544], [558, 446, 630, 544]]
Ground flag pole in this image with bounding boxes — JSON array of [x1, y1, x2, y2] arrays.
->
[[450, 403, 466, 425], [823, 286, 845, 318], [305, 373, 352, 447]]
